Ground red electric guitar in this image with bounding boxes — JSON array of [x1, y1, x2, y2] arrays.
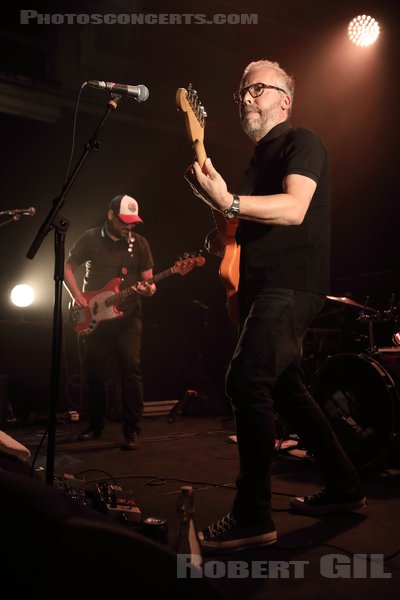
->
[[69, 254, 205, 336], [176, 83, 240, 325]]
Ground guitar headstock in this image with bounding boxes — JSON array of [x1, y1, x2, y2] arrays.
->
[[173, 251, 206, 276], [176, 83, 207, 148]]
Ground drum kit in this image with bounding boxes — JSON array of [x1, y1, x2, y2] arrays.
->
[[311, 294, 400, 475]]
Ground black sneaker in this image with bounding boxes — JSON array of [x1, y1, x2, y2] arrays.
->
[[77, 428, 102, 441], [120, 434, 139, 451], [198, 513, 277, 554], [290, 487, 367, 515]]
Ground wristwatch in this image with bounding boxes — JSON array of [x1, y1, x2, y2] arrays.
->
[[223, 194, 240, 219]]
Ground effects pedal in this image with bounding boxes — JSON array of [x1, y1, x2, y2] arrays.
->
[[106, 499, 141, 522], [55, 474, 142, 522], [97, 481, 141, 522]]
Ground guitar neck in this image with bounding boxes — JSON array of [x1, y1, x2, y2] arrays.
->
[[106, 267, 177, 307], [194, 140, 207, 167]]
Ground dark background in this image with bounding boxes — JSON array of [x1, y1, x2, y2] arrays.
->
[[1, 1, 399, 417]]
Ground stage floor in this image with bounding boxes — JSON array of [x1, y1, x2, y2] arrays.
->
[[1, 411, 400, 599]]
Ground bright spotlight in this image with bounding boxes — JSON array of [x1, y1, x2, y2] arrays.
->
[[348, 15, 380, 46], [10, 284, 35, 307]]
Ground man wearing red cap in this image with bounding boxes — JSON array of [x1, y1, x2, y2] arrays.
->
[[64, 194, 156, 450]]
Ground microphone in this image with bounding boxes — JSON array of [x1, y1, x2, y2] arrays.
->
[[86, 80, 149, 102], [0, 207, 36, 216]]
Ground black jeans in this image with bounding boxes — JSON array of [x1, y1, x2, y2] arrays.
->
[[226, 289, 360, 523], [81, 314, 143, 438]]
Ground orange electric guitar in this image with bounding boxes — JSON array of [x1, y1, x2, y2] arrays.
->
[[176, 83, 240, 325], [69, 254, 205, 336]]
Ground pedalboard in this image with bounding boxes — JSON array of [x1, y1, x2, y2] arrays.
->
[[55, 474, 141, 522]]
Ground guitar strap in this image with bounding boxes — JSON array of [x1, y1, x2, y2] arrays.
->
[[101, 222, 136, 281], [120, 233, 136, 279]]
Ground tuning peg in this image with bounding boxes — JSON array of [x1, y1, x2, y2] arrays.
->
[[177, 250, 203, 261]]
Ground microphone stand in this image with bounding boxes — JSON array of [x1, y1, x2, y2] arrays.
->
[[26, 94, 122, 485]]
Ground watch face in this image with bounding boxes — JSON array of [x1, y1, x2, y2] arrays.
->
[[224, 196, 240, 219]]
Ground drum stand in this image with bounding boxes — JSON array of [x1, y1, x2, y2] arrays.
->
[[358, 294, 399, 355], [366, 319, 378, 354]]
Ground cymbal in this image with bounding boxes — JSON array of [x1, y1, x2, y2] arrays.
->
[[326, 295, 377, 312]]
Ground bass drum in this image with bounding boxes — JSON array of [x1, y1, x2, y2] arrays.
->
[[313, 351, 400, 472]]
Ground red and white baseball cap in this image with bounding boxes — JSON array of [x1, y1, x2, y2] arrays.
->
[[110, 194, 143, 224]]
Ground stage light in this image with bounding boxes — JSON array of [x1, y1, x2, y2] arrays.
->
[[10, 284, 35, 307], [348, 15, 380, 46]]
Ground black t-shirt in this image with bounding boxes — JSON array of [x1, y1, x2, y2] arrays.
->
[[236, 120, 331, 296], [67, 225, 154, 316]]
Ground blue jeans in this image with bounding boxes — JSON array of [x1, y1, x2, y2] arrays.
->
[[226, 289, 360, 523]]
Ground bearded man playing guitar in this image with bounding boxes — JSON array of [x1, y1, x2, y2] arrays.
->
[[183, 59, 366, 553], [64, 194, 156, 450]]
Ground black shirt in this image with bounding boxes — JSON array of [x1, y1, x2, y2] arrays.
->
[[67, 225, 154, 316], [236, 121, 331, 296]]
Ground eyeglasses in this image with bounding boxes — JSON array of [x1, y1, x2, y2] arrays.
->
[[233, 82, 288, 103]]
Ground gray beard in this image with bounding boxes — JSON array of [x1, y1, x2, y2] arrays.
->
[[240, 101, 281, 142], [241, 110, 269, 142]]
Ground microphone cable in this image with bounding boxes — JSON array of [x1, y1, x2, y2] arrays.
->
[[62, 81, 87, 188]]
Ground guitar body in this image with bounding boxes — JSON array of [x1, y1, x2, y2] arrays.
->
[[69, 278, 123, 336], [212, 212, 240, 324], [177, 87, 240, 324], [69, 255, 205, 336]]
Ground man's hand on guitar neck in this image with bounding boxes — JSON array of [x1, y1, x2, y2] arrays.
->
[[133, 281, 156, 297], [191, 158, 232, 212], [184, 164, 212, 205]]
